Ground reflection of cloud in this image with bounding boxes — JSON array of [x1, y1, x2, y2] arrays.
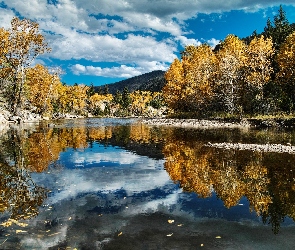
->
[[33, 149, 168, 204], [21, 226, 68, 249], [71, 149, 163, 166], [123, 191, 182, 215]]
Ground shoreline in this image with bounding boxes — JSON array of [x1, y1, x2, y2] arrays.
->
[[206, 142, 295, 154], [141, 117, 295, 129], [141, 118, 251, 129]]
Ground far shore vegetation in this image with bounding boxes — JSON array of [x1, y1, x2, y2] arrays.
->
[[1, 6, 295, 122]]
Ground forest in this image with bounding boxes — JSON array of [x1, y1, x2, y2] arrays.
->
[[164, 6, 295, 118], [0, 6, 295, 121]]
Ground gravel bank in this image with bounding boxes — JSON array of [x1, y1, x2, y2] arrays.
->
[[142, 118, 250, 129], [206, 142, 295, 154]]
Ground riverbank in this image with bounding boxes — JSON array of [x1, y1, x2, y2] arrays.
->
[[141, 117, 295, 129], [206, 142, 295, 154], [141, 118, 250, 129]]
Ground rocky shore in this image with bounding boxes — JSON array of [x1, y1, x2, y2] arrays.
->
[[141, 118, 251, 129], [206, 142, 295, 154], [142, 117, 295, 129]]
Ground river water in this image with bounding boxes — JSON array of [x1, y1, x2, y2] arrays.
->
[[1, 118, 295, 249]]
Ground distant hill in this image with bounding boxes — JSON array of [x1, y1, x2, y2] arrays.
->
[[95, 70, 166, 94]]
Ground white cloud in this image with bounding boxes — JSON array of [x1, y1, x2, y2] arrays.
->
[[71, 61, 169, 78], [177, 36, 202, 47], [71, 64, 142, 78], [207, 38, 221, 48], [2, 0, 295, 79], [0, 8, 15, 29], [47, 29, 176, 64]]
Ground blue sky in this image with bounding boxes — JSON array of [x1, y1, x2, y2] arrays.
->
[[1, 1, 295, 86]]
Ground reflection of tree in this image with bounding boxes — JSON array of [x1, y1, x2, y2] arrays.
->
[[3, 121, 295, 234], [0, 162, 47, 222], [164, 141, 213, 198], [163, 135, 295, 234], [0, 129, 48, 225], [261, 153, 295, 233]]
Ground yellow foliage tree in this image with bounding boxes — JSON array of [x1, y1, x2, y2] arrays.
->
[[0, 17, 50, 114], [216, 35, 247, 114], [26, 64, 61, 115], [181, 44, 217, 111], [88, 93, 113, 115], [130, 90, 153, 116], [276, 31, 295, 83], [245, 36, 274, 89], [67, 84, 89, 115], [163, 58, 185, 111]]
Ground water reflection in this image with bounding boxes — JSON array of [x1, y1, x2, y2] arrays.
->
[[1, 119, 295, 248], [0, 127, 48, 226]]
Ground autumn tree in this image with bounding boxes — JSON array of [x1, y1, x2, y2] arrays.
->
[[130, 90, 153, 116], [180, 44, 217, 112], [0, 17, 50, 115], [88, 93, 113, 116], [25, 64, 61, 115], [243, 36, 274, 114], [276, 31, 295, 112], [215, 35, 247, 114], [67, 84, 89, 115], [163, 58, 185, 111]]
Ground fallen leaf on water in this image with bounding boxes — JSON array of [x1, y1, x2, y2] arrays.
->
[[216, 236, 221, 239], [168, 220, 174, 224], [201, 243, 204, 247], [118, 232, 123, 236], [48, 232, 61, 237], [0, 221, 12, 227], [15, 221, 28, 227], [177, 224, 183, 227], [1, 219, 27, 228], [68, 217, 72, 220], [16, 230, 27, 234], [166, 233, 173, 236]]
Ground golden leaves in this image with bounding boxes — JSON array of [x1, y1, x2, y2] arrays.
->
[[26, 64, 60, 115], [163, 34, 276, 114], [276, 31, 295, 81], [245, 35, 274, 88]]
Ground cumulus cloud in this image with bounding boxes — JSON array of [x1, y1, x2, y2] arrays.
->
[[47, 29, 176, 64], [207, 38, 221, 48], [2, 0, 294, 79], [71, 62, 168, 78], [177, 36, 202, 47], [0, 7, 15, 29]]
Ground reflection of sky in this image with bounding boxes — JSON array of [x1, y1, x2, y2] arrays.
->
[[31, 142, 263, 220], [32, 142, 169, 202], [60, 143, 161, 168], [9, 139, 295, 249]]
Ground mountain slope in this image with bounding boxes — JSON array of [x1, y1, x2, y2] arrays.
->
[[95, 70, 166, 94]]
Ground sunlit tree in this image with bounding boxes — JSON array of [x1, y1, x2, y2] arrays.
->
[[0, 17, 50, 114], [276, 31, 295, 112], [26, 64, 61, 115], [163, 58, 185, 111], [180, 44, 217, 112], [215, 35, 247, 114]]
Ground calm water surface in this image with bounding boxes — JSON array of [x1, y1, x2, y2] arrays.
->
[[1, 118, 295, 249]]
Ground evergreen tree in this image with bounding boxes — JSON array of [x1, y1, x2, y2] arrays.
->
[[262, 5, 293, 51], [122, 87, 131, 110], [87, 82, 95, 97]]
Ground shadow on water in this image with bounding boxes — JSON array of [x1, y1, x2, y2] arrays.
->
[[1, 118, 295, 248]]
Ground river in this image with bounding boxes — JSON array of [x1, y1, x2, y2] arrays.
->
[[1, 118, 295, 249]]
